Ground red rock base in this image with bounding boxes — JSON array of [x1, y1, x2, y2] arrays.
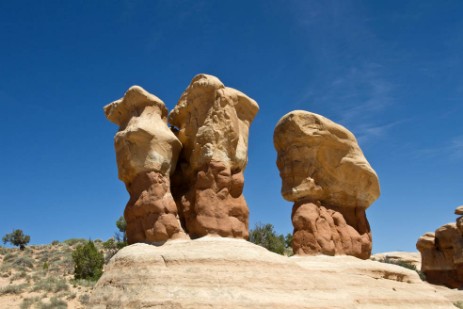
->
[[173, 161, 249, 239], [124, 171, 186, 244], [292, 201, 371, 259]]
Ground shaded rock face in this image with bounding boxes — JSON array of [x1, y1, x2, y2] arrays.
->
[[104, 86, 186, 244], [274, 110, 380, 259], [169, 74, 259, 239], [417, 207, 463, 288]]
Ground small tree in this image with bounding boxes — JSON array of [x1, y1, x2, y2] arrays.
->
[[249, 223, 286, 255], [115, 216, 127, 244], [72, 240, 104, 281], [2, 229, 30, 250]]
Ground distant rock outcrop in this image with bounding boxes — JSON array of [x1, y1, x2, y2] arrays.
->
[[417, 205, 463, 288], [104, 86, 186, 244], [274, 111, 380, 259], [89, 237, 455, 309], [169, 74, 259, 239]]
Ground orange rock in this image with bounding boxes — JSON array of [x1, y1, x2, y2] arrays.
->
[[274, 110, 380, 259], [417, 209, 463, 288], [169, 75, 259, 239]]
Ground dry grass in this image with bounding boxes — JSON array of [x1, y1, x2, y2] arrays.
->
[[0, 240, 110, 308]]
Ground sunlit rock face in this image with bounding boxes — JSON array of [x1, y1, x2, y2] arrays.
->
[[104, 86, 186, 244], [274, 110, 380, 259], [169, 74, 259, 239], [417, 206, 463, 288]]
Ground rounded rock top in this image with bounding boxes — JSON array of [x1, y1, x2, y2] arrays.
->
[[455, 205, 463, 215]]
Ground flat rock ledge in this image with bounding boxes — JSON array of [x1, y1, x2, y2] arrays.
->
[[89, 237, 454, 309]]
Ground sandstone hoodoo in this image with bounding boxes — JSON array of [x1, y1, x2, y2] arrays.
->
[[104, 86, 186, 244], [169, 74, 259, 239], [417, 205, 463, 288], [274, 110, 380, 259]]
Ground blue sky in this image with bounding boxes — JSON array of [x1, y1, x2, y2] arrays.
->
[[0, 0, 462, 253]]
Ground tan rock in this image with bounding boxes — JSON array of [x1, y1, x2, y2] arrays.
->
[[371, 251, 422, 270], [274, 110, 380, 259], [274, 110, 380, 207], [105, 86, 186, 244], [89, 237, 455, 309], [417, 221, 463, 288], [455, 205, 463, 215], [169, 74, 259, 239]]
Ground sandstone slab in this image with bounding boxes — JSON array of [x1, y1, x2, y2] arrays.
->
[[89, 238, 455, 309]]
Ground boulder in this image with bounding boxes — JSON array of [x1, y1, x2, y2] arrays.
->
[[169, 74, 259, 239], [417, 218, 463, 288], [274, 110, 380, 258], [104, 86, 186, 244], [89, 237, 455, 309]]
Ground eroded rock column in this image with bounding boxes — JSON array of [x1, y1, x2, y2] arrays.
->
[[169, 74, 259, 239], [104, 86, 186, 244], [416, 206, 463, 288], [273, 110, 380, 259]]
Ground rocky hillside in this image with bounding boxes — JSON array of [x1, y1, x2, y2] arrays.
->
[[0, 239, 103, 309]]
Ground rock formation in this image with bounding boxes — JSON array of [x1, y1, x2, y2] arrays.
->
[[88, 237, 455, 309], [274, 110, 380, 259], [417, 205, 463, 288], [169, 74, 259, 239], [104, 86, 186, 244]]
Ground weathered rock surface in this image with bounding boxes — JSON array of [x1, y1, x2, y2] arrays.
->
[[274, 110, 380, 259], [417, 207, 463, 288], [371, 251, 421, 270], [169, 74, 259, 239], [105, 86, 186, 244], [292, 201, 371, 259], [89, 237, 455, 309]]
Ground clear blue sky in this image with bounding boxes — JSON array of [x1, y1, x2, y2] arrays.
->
[[1, 1, 462, 253]]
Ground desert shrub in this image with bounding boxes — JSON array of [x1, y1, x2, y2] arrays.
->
[[249, 223, 287, 255], [51, 240, 60, 246], [20, 297, 41, 309], [2, 229, 30, 250], [0, 283, 28, 295], [3, 252, 16, 262], [12, 256, 34, 270], [79, 293, 91, 305], [37, 297, 67, 309], [10, 271, 28, 282], [72, 240, 104, 281], [32, 277, 69, 293], [64, 238, 86, 246]]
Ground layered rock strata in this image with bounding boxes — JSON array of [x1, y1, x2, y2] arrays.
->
[[416, 205, 463, 288], [89, 238, 455, 309], [169, 74, 259, 239], [104, 86, 186, 244], [274, 110, 380, 259]]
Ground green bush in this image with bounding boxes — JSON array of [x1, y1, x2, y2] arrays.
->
[[249, 223, 286, 255], [72, 240, 104, 281], [2, 229, 30, 250]]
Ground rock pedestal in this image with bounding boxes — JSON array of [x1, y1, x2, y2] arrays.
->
[[169, 74, 259, 239], [104, 86, 186, 244], [417, 206, 463, 288], [274, 110, 380, 259]]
